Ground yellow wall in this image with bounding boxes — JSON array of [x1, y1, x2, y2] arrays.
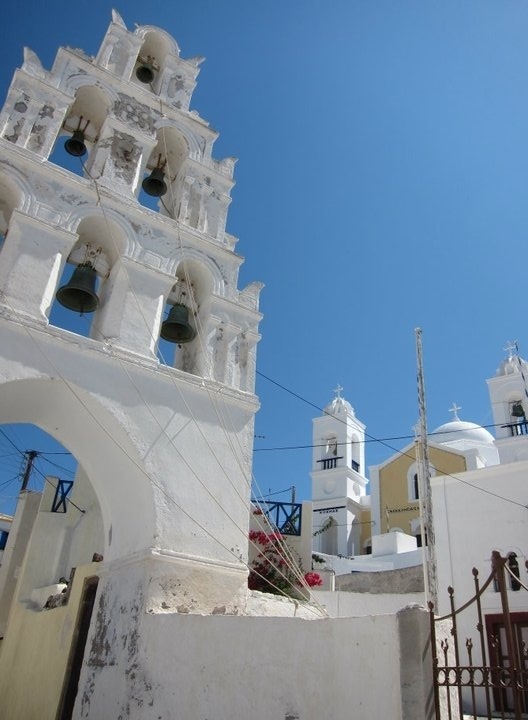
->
[[0, 562, 100, 720], [379, 445, 467, 536], [360, 506, 372, 551]]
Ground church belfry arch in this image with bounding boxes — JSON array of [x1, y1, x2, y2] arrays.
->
[[0, 377, 155, 559], [0, 14, 262, 717]]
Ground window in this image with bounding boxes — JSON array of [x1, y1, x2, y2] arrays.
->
[[0, 530, 9, 550], [325, 436, 337, 457]]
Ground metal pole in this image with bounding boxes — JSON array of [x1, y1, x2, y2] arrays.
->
[[20, 450, 38, 492], [415, 328, 438, 608]]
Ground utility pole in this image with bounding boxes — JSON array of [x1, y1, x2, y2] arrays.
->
[[20, 450, 38, 492], [415, 328, 438, 608]]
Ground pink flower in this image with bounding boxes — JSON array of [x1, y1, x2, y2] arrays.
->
[[304, 572, 323, 587], [249, 530, 270, 546]]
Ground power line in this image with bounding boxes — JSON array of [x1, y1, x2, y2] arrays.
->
[[254, 420, 510, 452], [256, 370, 528, 511]]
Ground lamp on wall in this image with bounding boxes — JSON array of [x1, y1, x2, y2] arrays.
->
[[64, 116, 91, 157]]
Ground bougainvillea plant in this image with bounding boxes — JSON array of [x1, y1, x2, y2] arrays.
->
[[248, 529, 323, 597]]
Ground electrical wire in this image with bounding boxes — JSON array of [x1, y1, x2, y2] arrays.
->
[[253, 420, 522, 452], [0, 137, 325, 610], [256, 370, 528, 511]]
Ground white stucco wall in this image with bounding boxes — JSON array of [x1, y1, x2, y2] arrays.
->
[[432, 459, 528, 618], [0, 490, 40, 636], [432, 458, 528, 716], [74, 598, 433, 720], [313, 590, 425, 617]]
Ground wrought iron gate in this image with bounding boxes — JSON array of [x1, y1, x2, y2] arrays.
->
[[429, 551, 528, 719]]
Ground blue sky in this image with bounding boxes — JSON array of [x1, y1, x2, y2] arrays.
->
[[1, 1, 528, 512]]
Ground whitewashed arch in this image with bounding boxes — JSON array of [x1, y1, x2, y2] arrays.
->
[[0, 376, 155, 560], [133, 26, 181, 57]]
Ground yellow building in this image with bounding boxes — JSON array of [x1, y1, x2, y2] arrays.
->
[[369, 411, 499, 545]]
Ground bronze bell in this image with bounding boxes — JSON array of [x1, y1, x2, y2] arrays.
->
[[136, 62, 156, 84], [64, 129, 87, 157], [56, 264, 99, 314], [142, 167, 167, 197], [512, 401, 525, 418], [160, 304, 196, 344]]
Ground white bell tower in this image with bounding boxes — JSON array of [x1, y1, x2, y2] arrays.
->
[[487, 343, 528, 464], [0, 12, 262, 717], [311, 386, 368, 557]]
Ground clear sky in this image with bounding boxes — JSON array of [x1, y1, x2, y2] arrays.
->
[[1, 1, 528, 513]]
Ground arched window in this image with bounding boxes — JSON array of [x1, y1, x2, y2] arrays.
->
[[158, 259, 212, 377], [139, 127, 188, 213], [50, 86, 111, 179], [0, 174, 22, 254], [50, 216, 123, 339], [325, 436, 337, 457], [351, 433, 361, 473], [407, 462, 435, 501], [133, 31, 172, 94], [413, 473, 419, 501]]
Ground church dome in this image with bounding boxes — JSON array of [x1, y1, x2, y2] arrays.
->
[[324, 396, 354, 417], [430, 419, 494, 446]]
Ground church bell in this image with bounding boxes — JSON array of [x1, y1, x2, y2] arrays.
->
[[56, 264, 99, 314], [160, 303, 196, 344], [511, 401, 525, 418], [64, 129, 87, 157], [142, 167, 167, 197], [136, 61, 156, 84]]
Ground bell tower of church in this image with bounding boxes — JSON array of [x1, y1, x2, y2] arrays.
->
[[311, 386, 368, 557], [487, 343, 528, 463], [0, 12, 262, 716]]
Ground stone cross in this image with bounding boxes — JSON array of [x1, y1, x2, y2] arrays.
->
[[448, 402, 461, 420], [333, 384, 343, 399]]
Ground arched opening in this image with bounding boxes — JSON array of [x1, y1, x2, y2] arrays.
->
[[158, 259, 213, 375], [351, 432, 361, 473], [510, 399, 526, 424], [50, 86, 111, 178], [325, 435, 337, 457], [0, 419, 104, 649], [0, 378, 155, 561], [132, 31, 172, 93], [0, 173, 23, 252], [50, 215, 124, 338], [139, 126, 188, 212], [410, 517, 426, 547]]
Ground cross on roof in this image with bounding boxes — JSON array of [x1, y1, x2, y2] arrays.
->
[[333, 384, 343, 399], [448, 402, 461, 420]]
